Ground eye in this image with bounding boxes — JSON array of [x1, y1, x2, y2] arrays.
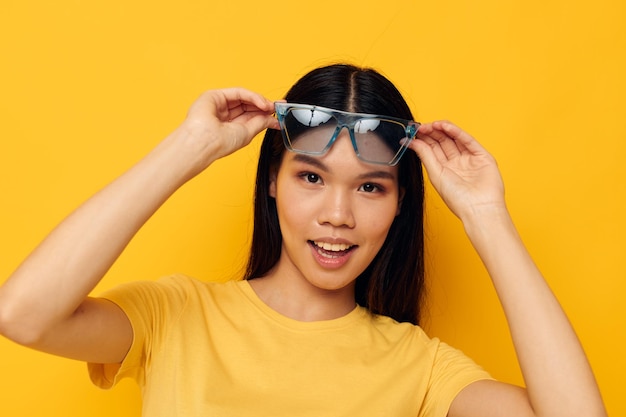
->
[[359, 183, 382, 193], [299, 172, 322, 184]]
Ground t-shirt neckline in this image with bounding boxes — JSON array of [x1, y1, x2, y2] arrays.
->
[[234, 279, 368, 331]]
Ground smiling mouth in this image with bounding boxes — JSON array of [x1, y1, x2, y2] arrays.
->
[[309, 240, 356, 258]]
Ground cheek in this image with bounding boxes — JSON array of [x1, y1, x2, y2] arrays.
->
[[275, 185, 312, 230], [278, 203, 309, 231], [358, 202, 399, 238]]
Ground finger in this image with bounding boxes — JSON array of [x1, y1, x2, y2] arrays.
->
[[408, 137, 443, 177], [234, 111, 280, 133], [220, 87, 275, 113], [431, 120, 487, 155], [225, 97, 277, 127], [195, 88, 270, 124], [414, 134, 448, 163], [417, 123, 463, 160], [248, 113, 281, 134]]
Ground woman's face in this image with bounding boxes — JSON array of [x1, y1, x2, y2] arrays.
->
[[269, 131, 403, 296]]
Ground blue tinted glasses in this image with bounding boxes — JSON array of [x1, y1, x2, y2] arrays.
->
[[274, 102, 420, 166]]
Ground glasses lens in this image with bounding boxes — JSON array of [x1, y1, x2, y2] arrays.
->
[[352, 118, 408, 164], [283, 108, 338, 154]]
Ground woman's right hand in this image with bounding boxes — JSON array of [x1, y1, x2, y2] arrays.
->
[[175, 88, 279, 173]]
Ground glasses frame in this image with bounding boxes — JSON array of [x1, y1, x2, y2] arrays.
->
[[274, 102, 420, 166]]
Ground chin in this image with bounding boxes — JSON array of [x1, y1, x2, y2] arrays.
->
[[306, 274, 357, 294]]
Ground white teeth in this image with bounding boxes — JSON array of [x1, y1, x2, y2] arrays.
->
[[314, 241, 353, 252]]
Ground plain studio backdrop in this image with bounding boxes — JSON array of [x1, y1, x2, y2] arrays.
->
[[1, 1, 624, 415]]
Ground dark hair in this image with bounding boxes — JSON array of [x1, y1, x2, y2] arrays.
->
[[244, 64, 425, 325]]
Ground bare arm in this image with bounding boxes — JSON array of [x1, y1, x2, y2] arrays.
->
[[410, 121, 607, 417], [0, 88, 278, 364]]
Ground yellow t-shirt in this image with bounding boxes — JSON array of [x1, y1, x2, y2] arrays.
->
[[89, 275, 491, 417]]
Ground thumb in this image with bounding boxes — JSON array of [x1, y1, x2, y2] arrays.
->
[[409, 139, 442, 178], [244, 113, 280, 137]]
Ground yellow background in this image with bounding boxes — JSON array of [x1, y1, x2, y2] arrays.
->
[[1, 0, 624, 415]]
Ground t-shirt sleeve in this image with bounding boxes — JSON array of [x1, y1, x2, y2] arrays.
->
[[87, 276, 190, 389], [419, 339, 494, 417]]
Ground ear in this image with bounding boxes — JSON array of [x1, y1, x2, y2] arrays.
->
[[269, 169, 277, 198], [396, 187, 405, 216]]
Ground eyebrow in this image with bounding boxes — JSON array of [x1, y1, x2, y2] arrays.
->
[[291, 153, 397, 181], [293, 154, 328, 172]]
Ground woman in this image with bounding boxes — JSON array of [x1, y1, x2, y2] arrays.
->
[[0, 64, 606, 416]]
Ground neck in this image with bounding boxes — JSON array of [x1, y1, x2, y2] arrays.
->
[[247, 273, 356, 322]]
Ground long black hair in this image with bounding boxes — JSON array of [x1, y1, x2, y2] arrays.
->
[[244, 64, 425, 325]]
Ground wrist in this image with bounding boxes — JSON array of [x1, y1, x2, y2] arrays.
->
[[461, 203, 515, 243], [155, 125, 223, 182]]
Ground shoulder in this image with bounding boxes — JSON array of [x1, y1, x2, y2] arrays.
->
[[97, 275, 241, 316], [358, 312, 447, 359], [109, 274, 235, 294], [364, 314, 494, 414], [367, 312, 434, 343], [365, 313, 487, 369]]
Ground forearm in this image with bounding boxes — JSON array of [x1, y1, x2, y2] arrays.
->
[[462, 206, 606, 417], [0, 127, 217, 343]]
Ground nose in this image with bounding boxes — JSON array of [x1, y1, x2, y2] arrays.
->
[[317, 187, 356, 229]]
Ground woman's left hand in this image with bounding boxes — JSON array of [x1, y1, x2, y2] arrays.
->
[[409, 120, 506, 221]]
